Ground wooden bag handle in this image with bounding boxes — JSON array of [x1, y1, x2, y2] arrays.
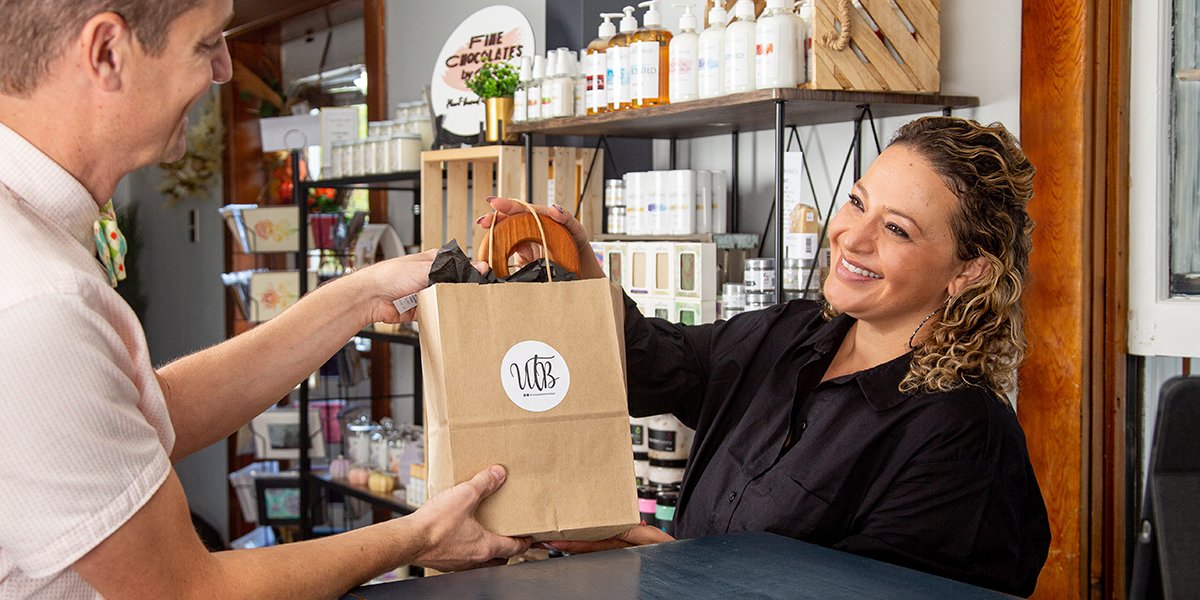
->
[[479, 199, 581, 279]]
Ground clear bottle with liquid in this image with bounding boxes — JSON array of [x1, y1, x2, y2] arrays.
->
[[723, 0, 757, 94], [698, 3, 727, 99], [541, 50, 558, 118], [631, 0, 672, 108], [668, 3, 700, 103], [607, 6, 639, 111], [587, 14, 620, 115]]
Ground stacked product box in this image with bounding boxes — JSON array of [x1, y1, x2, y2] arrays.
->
[[592, 240, 717, 325]]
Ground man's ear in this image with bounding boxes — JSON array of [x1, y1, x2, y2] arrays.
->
[[947, 255, 993, 298], [79, 13, 132, 92]]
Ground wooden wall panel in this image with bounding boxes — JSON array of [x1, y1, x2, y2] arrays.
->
[[1020, 0, 1130, 597]]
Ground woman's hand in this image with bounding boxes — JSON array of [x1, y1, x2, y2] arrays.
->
[[477, 196, 605, 280], [533, 525, 675, 554]]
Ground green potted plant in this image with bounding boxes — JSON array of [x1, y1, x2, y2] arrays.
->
[[466, 61, 521, 144]]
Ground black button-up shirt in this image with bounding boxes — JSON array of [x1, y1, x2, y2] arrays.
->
[[624, 296, 1051, 597]]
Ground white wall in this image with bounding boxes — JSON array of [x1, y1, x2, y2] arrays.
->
[[652, 2, 1022, 253], [381, 0, 546, 425], [112, 88, 229, 541]]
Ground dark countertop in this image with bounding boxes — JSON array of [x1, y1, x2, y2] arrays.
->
[[342, 531, 1017, 599]]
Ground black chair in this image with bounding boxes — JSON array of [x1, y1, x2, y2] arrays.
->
[[1130, 376, 1200, 600]]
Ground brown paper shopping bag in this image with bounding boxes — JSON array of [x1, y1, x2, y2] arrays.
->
[[417, 277, 638, 541]]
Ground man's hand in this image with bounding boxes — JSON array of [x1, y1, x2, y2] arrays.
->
[[534, 525, 675, 555], [406, 465, 532, 571], [351, 250, 487, 325]]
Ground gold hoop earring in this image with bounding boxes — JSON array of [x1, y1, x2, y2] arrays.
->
[[908, 297, 951, 350]]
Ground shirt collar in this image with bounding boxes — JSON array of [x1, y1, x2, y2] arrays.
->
[[807, 312, 916, 412], [0, 122, 100, 251]]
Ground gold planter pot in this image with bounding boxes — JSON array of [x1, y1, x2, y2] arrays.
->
[[484, 96, 517, 144]]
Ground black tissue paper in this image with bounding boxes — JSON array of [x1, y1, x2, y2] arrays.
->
[[427, 239, 577, 285]]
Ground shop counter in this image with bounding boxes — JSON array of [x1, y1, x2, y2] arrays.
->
[[341, 531, 1016, 599]]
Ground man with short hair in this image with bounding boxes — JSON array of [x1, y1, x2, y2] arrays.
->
[[0, 1, 528, 597]]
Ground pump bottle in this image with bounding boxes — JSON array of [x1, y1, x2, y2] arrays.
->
[[544, 50, 564, 119], [796, 0, 813, 84], [723, 0, 757, 94], [528, 54, 545, 121], [606, 6, 638, 111], [697, 3, 726, 99], [512, 55, 531, 123], [755, 0, 799, 89], [587, 14, 619, 115], [668, 3, 699, 103], [631, 0, 672, 108]]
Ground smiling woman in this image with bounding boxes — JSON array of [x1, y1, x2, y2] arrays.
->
[[484, 115, 1050, 597]]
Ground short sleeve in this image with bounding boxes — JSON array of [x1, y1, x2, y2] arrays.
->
[[0, 291, 170, 578]]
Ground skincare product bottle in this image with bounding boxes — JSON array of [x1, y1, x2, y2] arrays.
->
[[668, 3, 700, 103], [607, 6, 639, 111], [697, 3, 727, 99], [512, 55, 531, 123], [796, 0, 813, 84], [631, 0, 672, 108], [528, 54, 545, 121], [587, 14, 620, 115], [755, 0, 800, 89], [723, 0, 757, 94]]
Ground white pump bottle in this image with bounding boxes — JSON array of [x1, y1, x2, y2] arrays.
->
[[698, 3, 727, 99], [723, 0, 757, 94], [668, 3, 700, 103]]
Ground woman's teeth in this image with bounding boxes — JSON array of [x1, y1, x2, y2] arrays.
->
[[842, 258, 882, 279]]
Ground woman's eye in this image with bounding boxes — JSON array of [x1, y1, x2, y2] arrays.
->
[[848, 194, 864, 210], [886, 223, 910, 239]]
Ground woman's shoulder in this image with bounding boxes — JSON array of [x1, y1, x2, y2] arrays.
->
[[902, 385, 1025, 463]]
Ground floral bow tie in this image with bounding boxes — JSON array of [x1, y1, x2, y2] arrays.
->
[[94, 200, 127, 287]]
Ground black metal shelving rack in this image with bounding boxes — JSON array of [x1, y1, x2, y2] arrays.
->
[[510, 87, 978, 305], [292, 163, 424, 538]]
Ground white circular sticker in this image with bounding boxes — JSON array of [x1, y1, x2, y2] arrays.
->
[[500, 340, 570, 412]]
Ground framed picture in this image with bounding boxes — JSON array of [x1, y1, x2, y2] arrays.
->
[[254, 476, 302, 527], [250, 408, 326, 460]]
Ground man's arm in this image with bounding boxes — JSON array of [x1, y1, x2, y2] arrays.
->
[[73, 465, 529, 599], [159, 251, 439, 461]]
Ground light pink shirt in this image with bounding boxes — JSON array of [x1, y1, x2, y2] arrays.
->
[[0, 123, 174, 599]]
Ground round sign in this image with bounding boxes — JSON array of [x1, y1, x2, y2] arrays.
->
[[431, 5, 535, 137], [500, 340, 570, 412]]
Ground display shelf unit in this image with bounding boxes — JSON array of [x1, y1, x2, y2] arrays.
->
[[512, 87, 978, 303], [293, 157, 425, 537], [509, 88, 978, 139], [304, 473, 417, 515]]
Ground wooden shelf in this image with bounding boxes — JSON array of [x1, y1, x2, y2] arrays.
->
[[595, 233, 760, 250], [509, 88, 978, 139], [306, 472, 417, 515]]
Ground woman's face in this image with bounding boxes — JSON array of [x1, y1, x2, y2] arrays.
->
[[823, 145, 974, 331]]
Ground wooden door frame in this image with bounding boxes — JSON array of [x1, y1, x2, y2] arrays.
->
[[1019, 0, 1130, 598]]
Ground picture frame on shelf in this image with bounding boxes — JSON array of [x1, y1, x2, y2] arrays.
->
[[254, 475, 302, 527], [251, 408, 326, 460]]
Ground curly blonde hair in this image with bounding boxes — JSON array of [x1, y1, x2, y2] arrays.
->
[[885, 117, 1035, 396]]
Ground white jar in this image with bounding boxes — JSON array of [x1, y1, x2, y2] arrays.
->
[[647, 459, 686, 486], [646, 414, 694, 461], [389, 133, 422, 172], [411, 115, 434, 150]]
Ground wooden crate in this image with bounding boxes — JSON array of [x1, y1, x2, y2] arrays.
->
[[809, 0, 939, 93], [419, 145, 604, 255]]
